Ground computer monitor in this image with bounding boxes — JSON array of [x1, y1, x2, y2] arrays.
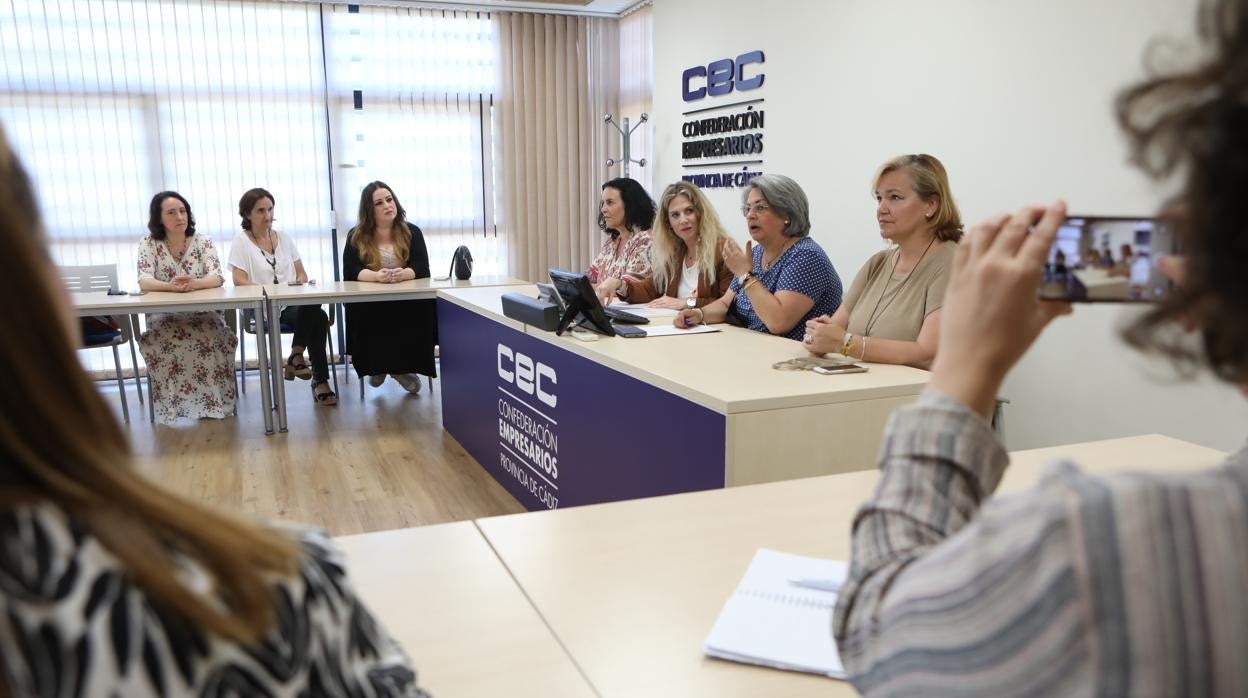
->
[[547, 268, 615, 336]]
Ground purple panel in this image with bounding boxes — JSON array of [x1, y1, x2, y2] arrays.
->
[[439, 299, 726, 511]]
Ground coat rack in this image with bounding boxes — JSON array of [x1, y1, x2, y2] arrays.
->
[[604, 113, 648, 179]]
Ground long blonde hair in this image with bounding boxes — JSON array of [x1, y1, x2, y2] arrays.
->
[[353, 180, 411, 270], [651, 181, 729, 290], [0, 127, 297, 646]]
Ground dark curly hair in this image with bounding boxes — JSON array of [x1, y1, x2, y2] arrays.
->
[[1117, 0, 1248, 385], [598, 177, 657, 239], [147, 191, 196, 240]]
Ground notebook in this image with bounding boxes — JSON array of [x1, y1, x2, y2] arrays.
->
[[703, 548, 848, 679]]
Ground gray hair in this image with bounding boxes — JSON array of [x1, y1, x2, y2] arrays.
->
[[741, 174, 811, 237]]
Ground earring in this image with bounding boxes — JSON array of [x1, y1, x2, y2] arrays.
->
[[784, 220, 790, 225]]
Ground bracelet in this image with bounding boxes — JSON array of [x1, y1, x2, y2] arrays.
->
[[741, 276, 759, 292], [693, 307, 705, 325], [859, 335, 868, 362]]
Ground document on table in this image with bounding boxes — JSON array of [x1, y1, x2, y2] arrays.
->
[[703, 548, 848, 679], [605, 302, 679, 318], [637, 324, 719, 337]]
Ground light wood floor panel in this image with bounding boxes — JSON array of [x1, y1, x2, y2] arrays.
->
[[101, 370, 524, 536]]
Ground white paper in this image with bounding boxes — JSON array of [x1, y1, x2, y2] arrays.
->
[[703, 549, 848, 679], [633, 323, 719, 337]]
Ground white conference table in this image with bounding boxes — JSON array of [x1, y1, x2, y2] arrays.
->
[[74, 286, 274, 432], [263, 276, 527, 432], [472, 434, 1229, 698], [335, 522, 595, 698]]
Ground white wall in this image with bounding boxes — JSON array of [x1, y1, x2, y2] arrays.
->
[[652, 0, 1248, 452]]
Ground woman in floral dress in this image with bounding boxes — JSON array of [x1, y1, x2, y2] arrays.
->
[[137, 191, 237, 423]]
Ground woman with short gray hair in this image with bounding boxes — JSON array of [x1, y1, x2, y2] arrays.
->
[[674, 174, 842, 340]]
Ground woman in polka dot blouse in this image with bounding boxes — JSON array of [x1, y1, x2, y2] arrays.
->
[[674, 174, 842, 341]]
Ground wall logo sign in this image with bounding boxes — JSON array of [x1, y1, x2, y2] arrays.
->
[[679, 49, 766, 189]]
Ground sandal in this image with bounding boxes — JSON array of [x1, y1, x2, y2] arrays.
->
[[284, 352, 313, 381], [312, 381, 338, 406]]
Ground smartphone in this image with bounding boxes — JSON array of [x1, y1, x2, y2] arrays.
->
[[106, 288, 128, 296], [1039, 215, 1176, 302], [813, 363, 867, 375], [613, 324, 647, 338], [287, 280, 304, 286], [129, 290, 147, 296]]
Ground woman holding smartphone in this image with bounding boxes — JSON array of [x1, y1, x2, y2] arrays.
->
[[833, 0, 1248, 692], [136, 191, 238, 423], [228, 187, 336, 406]]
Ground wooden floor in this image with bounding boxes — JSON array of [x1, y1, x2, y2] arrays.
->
[[100, 366, 525, 536]]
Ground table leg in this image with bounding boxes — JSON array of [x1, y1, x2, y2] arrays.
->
[[255, 300, 274, 435], [270, 297, 289, 433]]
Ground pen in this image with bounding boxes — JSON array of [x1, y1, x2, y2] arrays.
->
[[789, 577, 843, 593]]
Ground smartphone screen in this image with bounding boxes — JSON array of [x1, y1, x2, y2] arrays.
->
[[1039, 215, 1175, 302]]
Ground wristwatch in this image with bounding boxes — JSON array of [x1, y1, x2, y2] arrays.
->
[[840, 331, 854, 356], [685, 296, 697, 310], [738, 270, 757, 285]]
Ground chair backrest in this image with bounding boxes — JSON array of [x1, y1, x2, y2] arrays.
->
[[62, 264, 119, 294]]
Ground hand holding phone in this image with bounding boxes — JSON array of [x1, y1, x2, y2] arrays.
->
[[1039, 215, 1176, 302]]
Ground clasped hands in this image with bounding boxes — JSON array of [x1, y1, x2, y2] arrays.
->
[[803, 315, 845, 355], [375, 268, 410, 284], [170, 274, 195, 293]]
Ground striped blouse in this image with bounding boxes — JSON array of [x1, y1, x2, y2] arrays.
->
[[833, 389, 1248, 697]]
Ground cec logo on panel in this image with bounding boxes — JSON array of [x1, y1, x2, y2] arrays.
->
[[682, 50, 765, 102], [497, 344, 557, 408]]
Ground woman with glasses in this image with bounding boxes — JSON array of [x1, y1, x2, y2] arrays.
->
[[136, 191, 238, 424], [228, 188, 336, 406], [674, 174, 842, 340], [588, 177, 656, 301], [610, 181, 733, 309], [342, 181, 436, 394], [802, 154, 962, 369]]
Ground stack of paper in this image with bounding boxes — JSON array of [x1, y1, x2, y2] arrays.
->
[[703, 548, 848, 679]]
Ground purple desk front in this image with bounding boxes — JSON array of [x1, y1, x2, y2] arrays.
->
[[439, 299, 725, 511]]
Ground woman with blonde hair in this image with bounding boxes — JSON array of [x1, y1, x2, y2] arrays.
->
[[608, 181, 733, 309], [342, 180, 436, 393], [0, 130, 427, 695], [803, 153, 962, 368]]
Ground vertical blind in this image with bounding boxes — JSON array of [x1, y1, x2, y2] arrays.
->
[[0, 0, 508, 372]]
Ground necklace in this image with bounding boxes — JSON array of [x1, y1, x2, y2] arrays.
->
[[863, 236, 938, 336], [253, 229, 279, 284], [761, 238, 795, 272]]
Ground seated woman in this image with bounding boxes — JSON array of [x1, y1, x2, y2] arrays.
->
[[342, 181, 435, 393], [228, 187, 336, 406], [674, 174, 842, 340], [802, 153, 962, 369], [136, 191, 238, 424], [0, 129, 429, 696], [587, 177, 656, 296], [605, 181, 733, 309]]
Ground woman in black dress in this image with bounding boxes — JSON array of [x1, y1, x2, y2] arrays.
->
[[342, 181, 437, 393]]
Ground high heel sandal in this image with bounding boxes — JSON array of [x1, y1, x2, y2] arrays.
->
[[312, 381, 338, 406], [284, 352, 313, 381]]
